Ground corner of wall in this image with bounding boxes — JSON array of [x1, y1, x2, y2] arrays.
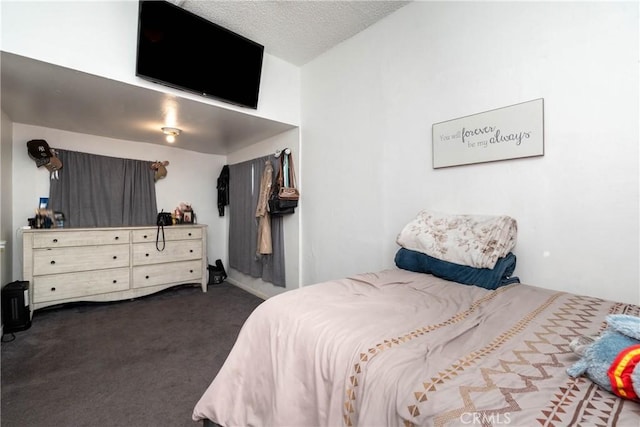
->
[[1, 110, 14, 288]]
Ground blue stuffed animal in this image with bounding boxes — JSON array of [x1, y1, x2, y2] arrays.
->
[[567, 314, 640, 401]]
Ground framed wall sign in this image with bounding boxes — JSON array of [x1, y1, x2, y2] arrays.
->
[[432, 98, 544, 168]]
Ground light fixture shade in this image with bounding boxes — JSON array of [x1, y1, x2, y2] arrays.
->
[[161, 127, 181, 143]]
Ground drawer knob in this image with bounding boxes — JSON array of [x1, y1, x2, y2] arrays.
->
[[113, 280, 117, 283], [113, 256, 117, 259], [145, 275, 149, 279], [115, 236, 119, 240], [51, 287, 56, 292], [188, 232, 192, 236], [145, 253, 149, 257], [50, 260, 56, 265], [53, 238, 58, 243], [189, 249, 193, 253], [143, 235, 148, 239], [190, 269, 193, 273]]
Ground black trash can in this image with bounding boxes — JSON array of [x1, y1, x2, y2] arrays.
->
[[2, 281, 32, 333]]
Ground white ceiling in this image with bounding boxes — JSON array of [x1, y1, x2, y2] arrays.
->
[[1, 1, 410, 155], [182, 0, 410, 67]]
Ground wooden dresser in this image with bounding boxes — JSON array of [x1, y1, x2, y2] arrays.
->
[[22, 225, 207, 312]]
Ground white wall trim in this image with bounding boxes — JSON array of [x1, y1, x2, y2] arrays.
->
[[225, 277, 268, 301]]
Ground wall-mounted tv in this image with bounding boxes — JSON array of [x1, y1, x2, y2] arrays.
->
[[136, 0, 264, 109]]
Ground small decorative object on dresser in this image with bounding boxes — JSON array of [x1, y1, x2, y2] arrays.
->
[[21, 224, 207, 315]]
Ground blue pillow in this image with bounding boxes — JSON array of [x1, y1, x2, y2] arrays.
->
[[394, 248, 519, 290]]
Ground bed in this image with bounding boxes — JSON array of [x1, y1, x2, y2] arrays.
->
[[193, 211, 640, 426], [192, 269, 640, 426]]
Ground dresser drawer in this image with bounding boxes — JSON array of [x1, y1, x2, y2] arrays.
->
[[33, 244, 130, 275], [132, 240, 202, 265], [32, 229, 129, 248], [33, 267, 130, 303], [132, 260, 202, 288], [132, 226, 202, 243]]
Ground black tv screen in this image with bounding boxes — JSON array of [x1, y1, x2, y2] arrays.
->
[[136, 0, 264, 109]]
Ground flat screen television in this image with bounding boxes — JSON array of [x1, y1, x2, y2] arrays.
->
[[136, 0, 264, 109]]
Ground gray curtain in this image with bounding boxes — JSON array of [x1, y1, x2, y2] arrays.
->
[[228, 157, 285, 287], [49, 149, 157, 228]]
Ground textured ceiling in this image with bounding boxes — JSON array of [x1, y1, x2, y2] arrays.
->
[[182, 1, 410, 66], [2, 1, 411, 155]]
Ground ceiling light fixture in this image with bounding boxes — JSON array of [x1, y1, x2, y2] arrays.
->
[[161, 126, 181, 143]]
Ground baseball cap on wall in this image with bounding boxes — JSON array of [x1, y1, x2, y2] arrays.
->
[[26, 139, 54, 168]]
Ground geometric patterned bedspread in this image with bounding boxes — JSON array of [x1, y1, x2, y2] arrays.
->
[[193, 269, 640, 427], [397, 293, 640, 427]]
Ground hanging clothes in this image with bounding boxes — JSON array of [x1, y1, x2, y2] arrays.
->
[[255, 160, 273, 255], [282, 153, 290, 188], [217, 165, 230, 216]]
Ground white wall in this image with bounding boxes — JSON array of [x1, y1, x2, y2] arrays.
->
[[0, 0, 300, 126], [1, 111, 14, 289], [10, 124, 227, 281], [301, 1, 640, 304]]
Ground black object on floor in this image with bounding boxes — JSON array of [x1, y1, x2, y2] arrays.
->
[[208, 259, 228, 285], [1, 280, 32, 334]]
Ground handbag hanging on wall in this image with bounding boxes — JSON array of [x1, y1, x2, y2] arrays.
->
[[278, 152, 300, 202], [268, 191, 295, 216], [268, 151, 298, 216]]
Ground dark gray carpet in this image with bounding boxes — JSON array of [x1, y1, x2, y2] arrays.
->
[[1, 282, 264, 427]]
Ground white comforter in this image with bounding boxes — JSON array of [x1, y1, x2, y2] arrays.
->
[[193, 269, 640, 427], [193, 270, 489, 426]]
